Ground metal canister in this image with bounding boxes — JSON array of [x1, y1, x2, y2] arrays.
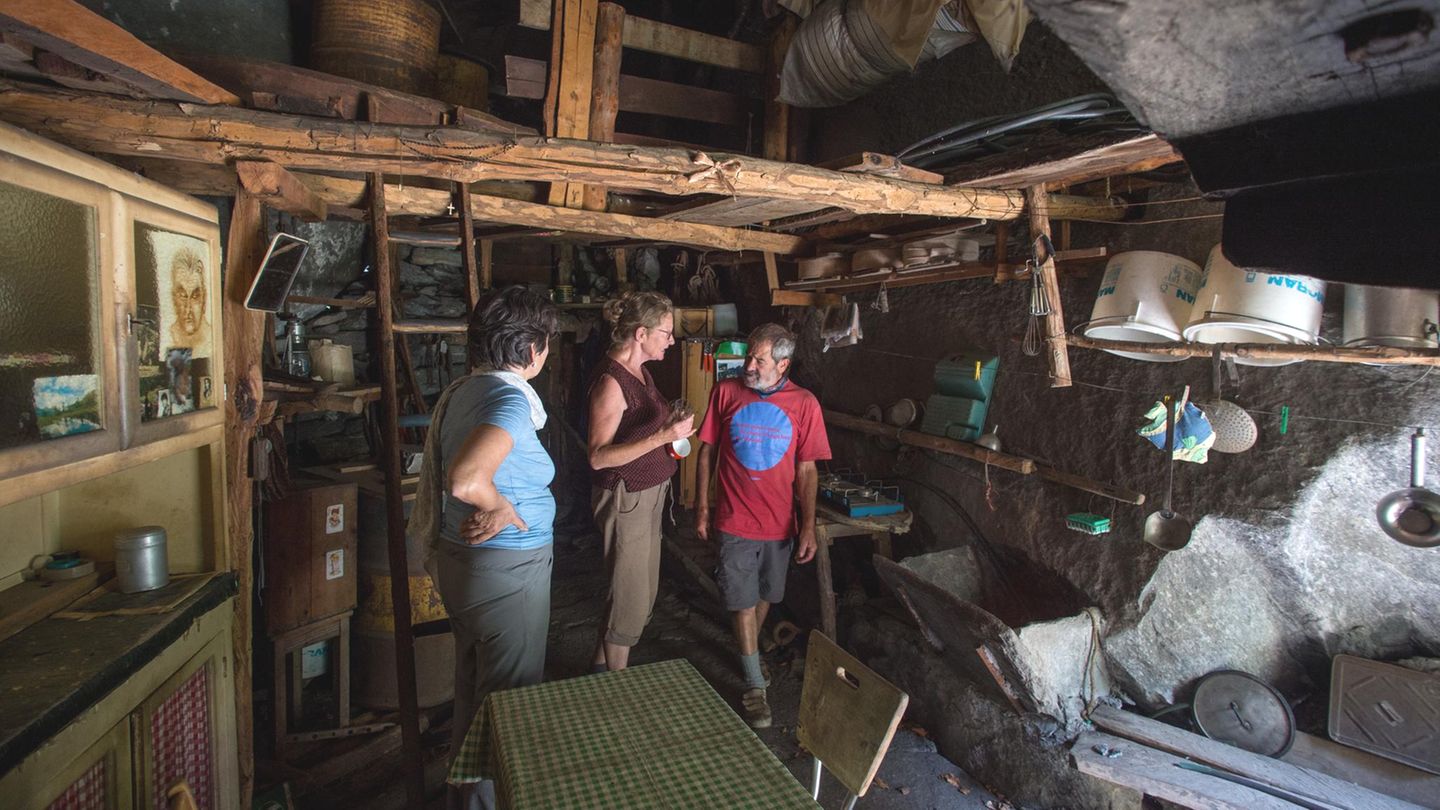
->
[[114, 526, 169, 593]]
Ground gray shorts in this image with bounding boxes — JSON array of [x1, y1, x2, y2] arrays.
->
[[716, 532, 792, 611]]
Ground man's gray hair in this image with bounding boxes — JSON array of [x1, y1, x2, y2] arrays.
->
[[748, 323, 796, 362]]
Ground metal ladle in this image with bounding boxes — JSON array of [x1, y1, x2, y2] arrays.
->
[[1144, 397, 1194, 551], [1376, 428, 1440, 548]]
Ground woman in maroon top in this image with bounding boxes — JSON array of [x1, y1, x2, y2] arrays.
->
[[587, 292, 694, 671]]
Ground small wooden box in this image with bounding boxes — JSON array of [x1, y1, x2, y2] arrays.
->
[[674, 307, 714, 339], [264, 483, 358, 635]]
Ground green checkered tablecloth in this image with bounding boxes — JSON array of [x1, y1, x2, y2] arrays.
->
[[448, 659, 820, 809]]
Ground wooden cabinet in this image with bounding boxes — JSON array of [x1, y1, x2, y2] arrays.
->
[[0, 120, 223, 511], [0, 124, 234, 810], [39, 720, 132, 810], [264, 483, 359, 635], [1, 597, 237, 810]]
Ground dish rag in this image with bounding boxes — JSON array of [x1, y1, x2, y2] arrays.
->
[[1137, 395, 1215, 464]]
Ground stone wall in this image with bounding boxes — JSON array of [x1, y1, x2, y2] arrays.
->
[[768, 21, 1440, 805]]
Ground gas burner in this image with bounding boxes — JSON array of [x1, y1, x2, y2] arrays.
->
[[819, 470, 906, 517]]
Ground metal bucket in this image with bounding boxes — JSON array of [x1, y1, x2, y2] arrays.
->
[[1342, 284, 1439, 349], [1083, 251, 1202, 362], [1183, 245, 1326, 367]]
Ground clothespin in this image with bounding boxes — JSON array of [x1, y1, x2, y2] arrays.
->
[[1280, 405, 1290, 435]]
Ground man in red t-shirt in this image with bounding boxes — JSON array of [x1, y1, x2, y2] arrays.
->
[[696, 323, 831, 728]]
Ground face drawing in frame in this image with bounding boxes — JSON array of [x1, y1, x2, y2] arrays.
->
[[148, 226, 213, 358], [169, 247, 209, 350]]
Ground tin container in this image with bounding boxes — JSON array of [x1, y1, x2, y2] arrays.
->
[[114, 526, 169, 593]]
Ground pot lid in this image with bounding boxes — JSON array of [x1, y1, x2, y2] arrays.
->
[[1191, 669, 1295, 757]]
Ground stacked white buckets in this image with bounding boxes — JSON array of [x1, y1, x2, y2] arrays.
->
[[1084, 251, 1203, 362], [1085, 245, 1327, 366]]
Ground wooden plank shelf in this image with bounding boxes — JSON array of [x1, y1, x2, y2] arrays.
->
[[287, 293, 376, 309], [389, 231, 462, 248], [1068, 334, 1440, 368], [824, 409, 1144, 505], [392, 318, 467, 334], [784, 248, 1108, 294]]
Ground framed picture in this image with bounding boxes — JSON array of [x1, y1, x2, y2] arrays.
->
[[126, 196, 223, 444]]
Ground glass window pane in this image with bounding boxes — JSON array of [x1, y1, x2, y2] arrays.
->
[[0, 180, 102, 449], [134, 222, 217, 421]]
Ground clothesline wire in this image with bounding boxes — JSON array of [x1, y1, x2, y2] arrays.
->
[[847, 346, 1438, 433]]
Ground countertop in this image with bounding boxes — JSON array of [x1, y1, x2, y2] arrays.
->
[[0, 572, 237, 776]]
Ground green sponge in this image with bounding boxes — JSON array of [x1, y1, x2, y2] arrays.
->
[[1066, 513, 1112, 535]]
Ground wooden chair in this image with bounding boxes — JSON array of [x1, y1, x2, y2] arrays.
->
[[796, 632, 909, 809]]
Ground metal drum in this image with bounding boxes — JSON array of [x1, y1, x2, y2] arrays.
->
[[1343, 284, 1440, 349]]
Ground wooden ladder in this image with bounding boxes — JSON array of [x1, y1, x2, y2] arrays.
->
[[366, 172, 488, 809]]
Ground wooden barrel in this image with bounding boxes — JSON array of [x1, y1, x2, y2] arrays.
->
[[310, 0, 441, 96]]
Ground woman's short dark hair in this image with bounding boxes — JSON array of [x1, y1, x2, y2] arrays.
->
[[467, 285, 558, 370]]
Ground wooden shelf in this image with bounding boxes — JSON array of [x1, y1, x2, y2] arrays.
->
[[824, 409, 1145, 505], [0, 424, 224, 510], [287, 293, 376, 309], [1068, 334, 1440, 368], [785, 248, 1108, 294]]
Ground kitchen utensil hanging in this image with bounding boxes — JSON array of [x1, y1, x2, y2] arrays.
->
[[1144, 395, 1194, 551], [1376, 427, 1440, 547], [1200, 347, 1258, 454], [1022, 236, 1054, 357]]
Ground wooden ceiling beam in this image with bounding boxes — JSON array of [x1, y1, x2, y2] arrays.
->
[[114, 156, 801, 252], [0, 0, 239, 104], [236, 160, 328, 221], [111, 157, 540, 215], [468, 194, 806, 254], [948, 133, 1183, 190], [0, 80, 1025, 221]]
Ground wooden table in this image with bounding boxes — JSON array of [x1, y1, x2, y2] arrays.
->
[[448, 660, 819, 809], [813, 503, 912, 640]]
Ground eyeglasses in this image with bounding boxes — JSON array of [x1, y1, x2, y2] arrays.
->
[[653, 328, 674, 338]]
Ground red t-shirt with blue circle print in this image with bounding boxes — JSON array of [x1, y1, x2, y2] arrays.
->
[[698, 378, 832, 541]]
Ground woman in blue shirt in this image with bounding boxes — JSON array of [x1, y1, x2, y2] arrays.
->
[[429, 285, 558, 775]]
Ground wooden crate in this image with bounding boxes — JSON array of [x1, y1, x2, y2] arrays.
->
[[264, 483, 358, 635]]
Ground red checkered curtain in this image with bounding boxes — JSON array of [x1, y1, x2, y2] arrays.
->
[[150, 665, 214, 810], [46, 759, 106, 810]]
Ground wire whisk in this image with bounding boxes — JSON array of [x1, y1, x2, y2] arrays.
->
[[1022, 259, 1051, 356]]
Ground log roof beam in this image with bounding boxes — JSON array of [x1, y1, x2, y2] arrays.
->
[[0, 0, 239, 105], [235, 160, 328, 221], [106, 156, 804, 253], [0, 80, 1026, 222]]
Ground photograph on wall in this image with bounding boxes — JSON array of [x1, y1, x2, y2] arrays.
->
[[135, 303, 161, 370], [33, 374, 101, 438], [166, 348, 195, 415]]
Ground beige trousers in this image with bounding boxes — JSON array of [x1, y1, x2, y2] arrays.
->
[[592, 479, 669, 646]]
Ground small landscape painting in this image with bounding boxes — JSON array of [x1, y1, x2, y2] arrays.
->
[[33, 374, 101, 438]]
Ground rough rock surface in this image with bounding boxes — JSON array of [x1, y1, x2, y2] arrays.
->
[[849, 610, 1138, 810]]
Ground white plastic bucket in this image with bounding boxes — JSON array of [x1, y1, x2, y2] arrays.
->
[[1083, 251, 1203, 362], [1343, 284, 1440, 349], [1182, 245, 1326, 367]]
